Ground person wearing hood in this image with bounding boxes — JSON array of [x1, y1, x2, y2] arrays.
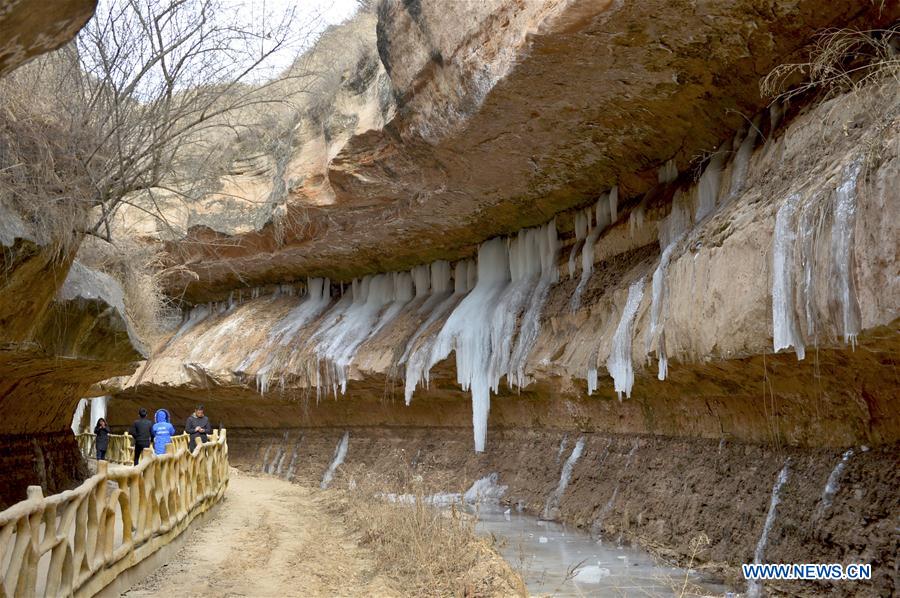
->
[[94, 417, 109, 461], [152, 409, 176, 455]]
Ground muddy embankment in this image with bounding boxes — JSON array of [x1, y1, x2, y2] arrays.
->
[[221, 426, 898, 597]]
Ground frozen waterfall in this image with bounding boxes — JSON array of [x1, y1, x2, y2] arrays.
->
[[403, 223, 558, 451]]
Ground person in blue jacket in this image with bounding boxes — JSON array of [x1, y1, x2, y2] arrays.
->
[[152, 409, 176, 455]]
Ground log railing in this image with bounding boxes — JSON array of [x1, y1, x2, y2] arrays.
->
[[0, 430, 228, 597], [74, 432, 135, 465]]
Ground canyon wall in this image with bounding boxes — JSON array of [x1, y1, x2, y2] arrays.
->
[[1, 0, 896, 593]]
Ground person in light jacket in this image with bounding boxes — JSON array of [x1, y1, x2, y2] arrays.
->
[[185, 405, 212, 447], [152, 409, 176, 455], [94, 418, 110, 460]]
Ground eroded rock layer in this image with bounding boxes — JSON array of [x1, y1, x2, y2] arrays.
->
[[167, 0, 899, 300]]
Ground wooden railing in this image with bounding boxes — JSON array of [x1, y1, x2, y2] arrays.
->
[[75, 432, 135, 465], [75, 432, 192, 465], [0, 430, 228, 597]]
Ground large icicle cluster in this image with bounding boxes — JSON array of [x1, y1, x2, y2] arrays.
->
[[769, 158, 864, 358], [404, 222, 559, 451]]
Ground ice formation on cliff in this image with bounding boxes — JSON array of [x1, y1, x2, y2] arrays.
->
[[772, 193, 806, 359], [832, 159, 863, 347], [403, 222, 558, 451], [320, 431, 349, 489], [570, 188, 617, 311], [606, 279, 644, 399], [747, 462, 790, 598], [542, 436, 584, 519]]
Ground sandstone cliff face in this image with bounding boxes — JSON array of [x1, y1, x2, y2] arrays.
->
[[0, 0, 96, 77], [164, 0, 898, 301], [0, 253, 144, 506]]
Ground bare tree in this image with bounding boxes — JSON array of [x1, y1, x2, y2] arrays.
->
[[16, 0, 324, 241]]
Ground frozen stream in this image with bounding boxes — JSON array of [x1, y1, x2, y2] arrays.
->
[[464, 504, 727, 597]]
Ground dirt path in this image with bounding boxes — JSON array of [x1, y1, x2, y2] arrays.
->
[[123, 468, 398, 597]]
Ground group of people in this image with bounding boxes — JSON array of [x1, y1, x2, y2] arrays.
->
[[92, 405, 213, 465]]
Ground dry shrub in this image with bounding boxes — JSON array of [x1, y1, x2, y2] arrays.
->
[[332, 469, 526, 597], [761, 26, 899, 101], [77, 235, 179, 349], [0, 102, 91, 256]]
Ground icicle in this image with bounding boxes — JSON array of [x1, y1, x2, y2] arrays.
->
[[508, 222, 559, 389], [694, 149, 725, 222], [769, 99, 784, 133], [70, 398, 89, 434], [253, 278, 332, 395], [747, 462, 790, 598], [772, 193, 806, 360], [658, 159, 678, 184], [312, 271, 412, 395], [542, 436, 585, 519], [402, 262, 460, 405], [606, 278, 645, 400], [425, 239, 511, 452], [466, 259, 477, 290], [832, 159, 863, 348], [575, 210, 589, 240], [728, 116, 761, 200], [320, 431, 349, 489], [628, 202, 645, 238], [453, 260, 468, 294], [647, 243, 677, 380], [172, 304, 211, 341], [798, 202, 819, 345], [570, 194, 608, 311], [586, 367, 598, 396], [607, 186, 618, 223], [815, 449, 854, 519], [412, 264, 431, 298], [89, 396, 108, 430]]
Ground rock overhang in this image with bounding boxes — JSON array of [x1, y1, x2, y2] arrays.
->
[[164, 0, 899, 303]]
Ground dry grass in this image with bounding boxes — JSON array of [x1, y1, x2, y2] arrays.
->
[[331, 469, 526, 597], [77, 235, 179, 349], [761, 26, 899, 102]]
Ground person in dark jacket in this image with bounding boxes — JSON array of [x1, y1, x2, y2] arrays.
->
[[94, 418, 110, 461], [152, 409, 176, 455], [185, 405, 212, 448], [129, 408, 153, 465]]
